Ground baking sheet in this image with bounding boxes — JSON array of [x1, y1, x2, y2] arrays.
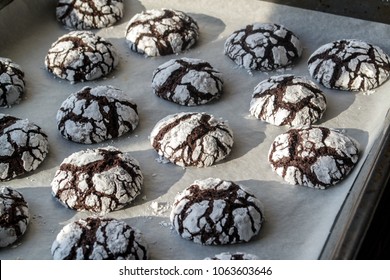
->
[[1, 0, 390, 260]]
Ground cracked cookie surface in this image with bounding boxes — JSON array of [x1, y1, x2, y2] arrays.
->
[[45, 31, 118, 83], [268, 126, 359, 189], [152, 57, 223, 106], [150, 112, 233, 167], [0, 186, 29, 247], [56, 85, 139, 144], [51, 146, 143, 214], [250, 75, 326, 127], [308, 39, 390, 91], [0, 57, 25, 107], [224, 23, 303, 71], [170, 178, 264, 245], [0, 114, 49, 181], [205, 252, 259, 260], [51, 217, 148, 259], [125, 8, 199, 56], [56, 0, 124, 30]]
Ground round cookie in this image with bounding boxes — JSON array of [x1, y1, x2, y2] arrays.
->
[[0, 186, 29, 247], [125, 8, 199, 57], [224, 23, 303, 71], [150, 112, 233, 167], [45, 30, 118, 83], [56, 85, 139, 144], [0, 114, 49, 181], [205, 252, 259, 260], [152, 57, 223, 106], [56, 0, 124, 30], [51, 146, 143, 214], [51, 217, 148, 260], [0, 57, 25, 107], [250, 74, 327, 127], [268, 126, 359, 189], [308, 39, 390, 91], [170, 178, 264, 245]]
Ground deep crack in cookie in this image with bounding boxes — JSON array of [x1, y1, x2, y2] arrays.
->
[[224, 23, 303, 71], [170, 178, 264, 245], [150, 112, 233, 167], [250, 75, 326, 127], [0, 186, 29, 247], [51, 217, 148, 259], [125, 8, 199, 56], [45, 31, 118, 83], [152, 57, 223, 106], [308, 39, 390, 91], [268, 126, 359, 189], [56, 85, 139, 144], [51, 146, 143, 214], [0, 114, 49, 181], [0, 57, 25, 107], [56, 0, 124, 30]]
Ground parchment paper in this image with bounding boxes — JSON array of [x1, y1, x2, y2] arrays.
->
[[1, 0, 390, 260]]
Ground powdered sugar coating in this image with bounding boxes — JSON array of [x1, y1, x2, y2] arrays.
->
[[250, 75, 326, 127], [56, 0, 124, 30], [205, 252, 259, 260], [125, 8, 199, 57], [308, 39, 390, 91], [51, 146, 143, 214], [150, 112, 233, 167], [268, 126, 359, 189], [56, 85, 139, 144], [51, 217, 148, 260], [170, 178, 264, 245], [0, 186, 29, 247], [152, 57, 223, 106], [45, 31, 118, 83], [224, 23, 303, 71], [0, 57, 25, 107], [0, 114, 49, 181]]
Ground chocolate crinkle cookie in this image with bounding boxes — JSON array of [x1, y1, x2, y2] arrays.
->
[[56, 85, 139, 144], [150, 112, 233, 167], [268, 126, 359, 189], [0, 186, 29, 247], [224, 23, 303, 71], [0, 57, 25, 107], [51, 217, 148, 260], [152, 57, 223, 106], [250, 74, 327, 127], [51, 146, 143, 214], [0, 114, 49, 181], [204, 252, 259, 260], [56, 0, 124, 30], [45, 31, 118, 83], [125, 8, 199, 56], [170, 178, 264, 245], [308, 39, 390, 91]]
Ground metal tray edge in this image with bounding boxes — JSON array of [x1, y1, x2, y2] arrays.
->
[[320, 109, 390, 259]]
